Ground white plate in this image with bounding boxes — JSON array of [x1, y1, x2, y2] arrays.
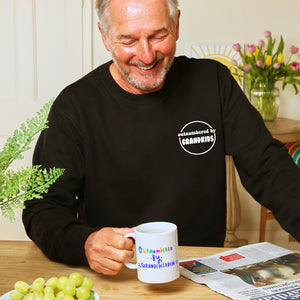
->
[[0, 290, 99, 300], [0, 292, 9, 300]]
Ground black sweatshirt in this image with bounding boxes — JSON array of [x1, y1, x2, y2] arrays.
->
[[23, 56, 300, 265]]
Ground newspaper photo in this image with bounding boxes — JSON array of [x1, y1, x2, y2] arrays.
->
[[179, 242, 300, 300]]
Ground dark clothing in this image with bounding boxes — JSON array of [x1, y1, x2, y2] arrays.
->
[[23, 56, 300, 265]]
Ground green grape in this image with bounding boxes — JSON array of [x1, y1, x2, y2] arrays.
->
[[46, 277, 58, 289], [62, 282, 76, 296], [44, 294, 55, 300], [76, 287, 90, 300], [87, 292, 95, 300], [14, 281, 30, 294], [69, 273, 83, 288], [23, 293, 36, 300], [62, 295, 74, 300], [32, 278, 45, 293], [55, 291, 65, 300], [11, 272, 94, 300], [33, 291, 43, 300], [9, 291, 24, 300], [44, 286, 54, 295], [81, 278, 93, 290], [56, 276, 69, 291]]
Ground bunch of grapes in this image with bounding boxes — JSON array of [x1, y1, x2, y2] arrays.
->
[[9, 272, 94, 300]]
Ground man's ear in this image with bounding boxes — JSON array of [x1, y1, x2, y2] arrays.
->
[[97, 22, 111, 52]]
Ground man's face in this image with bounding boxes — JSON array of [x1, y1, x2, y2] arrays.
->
[[99, 0, 179, 94]]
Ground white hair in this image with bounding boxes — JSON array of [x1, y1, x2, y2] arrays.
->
[[95, 0, 179, 35]]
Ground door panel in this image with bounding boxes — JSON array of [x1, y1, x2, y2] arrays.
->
[[0, 0, 92, 240]]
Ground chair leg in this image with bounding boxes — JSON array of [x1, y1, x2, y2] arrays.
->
[[259, 206, 267, 242]]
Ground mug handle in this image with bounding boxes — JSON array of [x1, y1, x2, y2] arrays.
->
[[124, 232, 137, 269]]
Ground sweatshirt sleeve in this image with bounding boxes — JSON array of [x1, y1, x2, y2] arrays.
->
[[22, 91, 98, 265], [219, 63, 300, 241]]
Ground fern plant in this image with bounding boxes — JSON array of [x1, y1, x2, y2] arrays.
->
[[0, 100, 64, 221]]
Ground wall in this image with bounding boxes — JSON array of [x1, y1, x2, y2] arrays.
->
[[1, 0, 300, 245], [0, 0, 93, 240]]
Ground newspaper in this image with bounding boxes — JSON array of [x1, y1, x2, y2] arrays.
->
[[179, 242, 300, 300]]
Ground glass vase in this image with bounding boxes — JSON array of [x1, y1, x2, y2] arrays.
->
[[250, 83, 280, 121]]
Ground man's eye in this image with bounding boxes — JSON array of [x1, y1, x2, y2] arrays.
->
[[153, 34, 167, 41], [121, 40, 136, 46]]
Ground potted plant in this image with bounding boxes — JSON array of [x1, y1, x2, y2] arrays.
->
[[0, 100, 64, 221], [231, 31, 300, 121]]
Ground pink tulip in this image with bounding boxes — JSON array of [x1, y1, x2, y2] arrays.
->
[[231, 59, 237, 66], [244, 64, 251, 72], [247, 44, 256, 54], [264, 30, 271, 38], [291, 62, 300, 71], [258, 40, 265, 47], [273, 62, 281, 69], [233, 43, 241, 51], [291, 45, 299, 54], [256, 60, 263, 67]]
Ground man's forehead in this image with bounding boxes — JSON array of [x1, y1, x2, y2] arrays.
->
[[116, 28, 169, 39]]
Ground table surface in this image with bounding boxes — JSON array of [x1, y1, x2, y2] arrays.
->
[[0, 241, 232, 299], [265, 117, 300, 143]]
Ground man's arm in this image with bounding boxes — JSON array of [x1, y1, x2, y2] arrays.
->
[[23, 95, 95, 265], [219, 63, 300, 241]]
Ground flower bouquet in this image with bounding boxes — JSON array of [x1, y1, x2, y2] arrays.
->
[[231, 31, 300, 121]]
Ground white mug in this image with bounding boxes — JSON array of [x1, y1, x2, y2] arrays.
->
[[124, 221, 179, 284]]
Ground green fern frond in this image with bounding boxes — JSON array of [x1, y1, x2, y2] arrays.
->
[[0, 100, 65, 222], [0, 100, 53, 171]]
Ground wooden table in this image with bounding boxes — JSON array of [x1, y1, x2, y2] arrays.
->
[[0, 241, 232, 299], [265, 117, 300, 143]]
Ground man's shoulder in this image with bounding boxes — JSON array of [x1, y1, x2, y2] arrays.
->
[[67, 61, 111, 91], [51, 61, 112, 113], [173, 56, 229, 80], [174, 55, 227, 70], [56, 61, 111, 98]]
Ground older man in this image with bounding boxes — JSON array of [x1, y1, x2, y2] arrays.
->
[[23, 0, 300, 276]]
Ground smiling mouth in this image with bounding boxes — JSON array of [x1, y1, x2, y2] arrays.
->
[[132, 56, 165, 71], [137, 62, 157, 70]]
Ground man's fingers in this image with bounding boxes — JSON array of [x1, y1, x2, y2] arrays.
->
[[107, 228, 135, 250], [89, 246, 133, 274], [84, 227, 135, 275], [112, 227, 135, 236], [89, 254, 124, 275]]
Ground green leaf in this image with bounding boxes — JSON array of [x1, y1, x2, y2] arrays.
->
[[0, 99, 65, 222], [277, 35, 284, 53]]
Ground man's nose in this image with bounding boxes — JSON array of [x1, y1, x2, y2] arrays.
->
[[136, 40, 155, 64]]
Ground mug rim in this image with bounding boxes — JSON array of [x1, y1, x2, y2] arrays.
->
[[136, 221, 177, 234]]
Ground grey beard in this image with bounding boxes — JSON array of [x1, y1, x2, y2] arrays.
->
[[112, 55, 174, 92]]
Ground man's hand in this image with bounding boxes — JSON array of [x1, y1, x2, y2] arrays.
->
[[84, 227, 135, 275]]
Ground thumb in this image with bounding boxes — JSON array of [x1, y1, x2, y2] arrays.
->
[[113, 227, 136, 236]]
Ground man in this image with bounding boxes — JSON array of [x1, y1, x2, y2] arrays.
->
[[23, 0, 300, 277]]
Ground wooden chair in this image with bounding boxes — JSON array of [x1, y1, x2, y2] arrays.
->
[[259, 206, 275, 242], [259, 206, 297, 242]]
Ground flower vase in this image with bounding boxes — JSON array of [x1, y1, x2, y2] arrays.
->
[[250, 84, 280, 121]]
